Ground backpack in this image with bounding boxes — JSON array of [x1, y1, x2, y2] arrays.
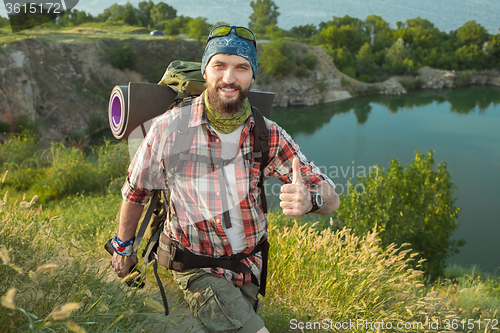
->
[[107, 61, 273, 316]]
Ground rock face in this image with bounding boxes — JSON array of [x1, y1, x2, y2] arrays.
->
[[253, 46, 352, 107], [0, 38, 144, 144], [417, 66, 455, 89]]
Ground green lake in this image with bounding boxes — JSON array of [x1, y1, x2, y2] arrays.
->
[[267, 85, 500, 274]]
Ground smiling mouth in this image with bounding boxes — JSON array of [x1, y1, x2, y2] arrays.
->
[[220, 87, 237, 93]]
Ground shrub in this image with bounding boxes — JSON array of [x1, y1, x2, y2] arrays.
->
[[400, 78, 415, 90], [455, 71, 473, 86], [333, 150, 464, 279], [295, 65, 309, 78], [304, 53, 318, 70], [110, 45, 137, 70], [341, 77, 351, 86], [0, 121, 11, 134], [259, 39, 295, 77], [0, 131, 39, 171], [358, 74, 373, 83], [342, 66, 357, 78]]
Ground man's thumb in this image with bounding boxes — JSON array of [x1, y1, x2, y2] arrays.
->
[[292, 157, 304, 185]]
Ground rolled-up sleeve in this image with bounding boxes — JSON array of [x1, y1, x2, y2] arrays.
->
[[265, 121, 335, 190], [121, 116, 170, 205]]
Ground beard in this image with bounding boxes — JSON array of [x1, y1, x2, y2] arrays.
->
[[206, 81, 251, 116]]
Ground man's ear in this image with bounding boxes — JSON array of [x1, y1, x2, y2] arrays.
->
[[252, 78, 254, 84], [203, 72, 206, 80]]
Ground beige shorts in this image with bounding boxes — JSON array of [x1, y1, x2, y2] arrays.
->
[[171, 268, 265, 333]]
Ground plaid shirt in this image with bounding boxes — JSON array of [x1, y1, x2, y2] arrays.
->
[[122, 91, 335, 285]]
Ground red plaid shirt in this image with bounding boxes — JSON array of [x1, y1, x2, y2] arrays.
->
[[122, 92, 334, 285]]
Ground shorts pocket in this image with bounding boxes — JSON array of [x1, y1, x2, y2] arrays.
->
[[185, 277, 258, 333]]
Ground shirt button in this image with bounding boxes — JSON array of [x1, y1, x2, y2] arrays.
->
[[223, 239, 228, 243], [216, 192, 220, 196], [216, 139, 220, 143], [216, 218, 221, 223]]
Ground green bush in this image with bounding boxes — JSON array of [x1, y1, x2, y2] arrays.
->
[[0, 121, 11, 134], [333, 150, 464, 279], [295, 65, 310, 78], [303, 53, 318, 70], [0, 131, 39, 171], [455, 71, 473, 86], [259, 39, 295, 77], [110, 45, 137, 70]]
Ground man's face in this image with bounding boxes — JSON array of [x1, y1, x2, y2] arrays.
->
[[203, 53, 254, 116]]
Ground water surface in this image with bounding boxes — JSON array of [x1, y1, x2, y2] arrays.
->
[[268, 86, 500, 273]]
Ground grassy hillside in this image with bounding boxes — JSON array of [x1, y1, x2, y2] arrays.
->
[[0, 131, 498, 332]]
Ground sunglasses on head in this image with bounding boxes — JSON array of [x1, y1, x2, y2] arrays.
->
[[207, 25, 257, 48]]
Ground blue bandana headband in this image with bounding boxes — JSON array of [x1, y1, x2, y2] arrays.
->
[[201, 31, 258, 79]]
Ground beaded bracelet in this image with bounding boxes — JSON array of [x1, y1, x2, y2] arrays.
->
[[111, 235, 135, 256]]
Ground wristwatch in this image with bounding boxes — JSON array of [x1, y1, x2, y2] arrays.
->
[[308, 191, 323, 214]]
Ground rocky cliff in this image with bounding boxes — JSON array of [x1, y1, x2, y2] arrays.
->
[[0, 38, 144, 144], [0, 38, 499, 145]]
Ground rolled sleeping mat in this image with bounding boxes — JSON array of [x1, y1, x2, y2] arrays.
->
[[108, 82, 275, 140], [108, 83, 177, 140]]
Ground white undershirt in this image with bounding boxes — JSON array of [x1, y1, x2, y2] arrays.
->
[[213, 124, 247, 253]]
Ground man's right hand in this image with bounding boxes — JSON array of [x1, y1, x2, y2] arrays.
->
[[111, 252, 137, 278]]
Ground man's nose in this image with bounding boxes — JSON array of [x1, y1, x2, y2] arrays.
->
[[222, 68, 236, 84]]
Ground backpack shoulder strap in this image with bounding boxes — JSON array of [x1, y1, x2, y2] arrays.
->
[[251, 105, 270, 213]]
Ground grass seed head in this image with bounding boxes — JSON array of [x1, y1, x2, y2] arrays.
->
[[1, 288, 16, 309]]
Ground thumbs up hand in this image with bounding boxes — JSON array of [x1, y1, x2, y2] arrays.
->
[[279, 157, 312, 217]]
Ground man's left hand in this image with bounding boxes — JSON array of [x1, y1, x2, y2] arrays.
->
[[279, 157, 312, 217]]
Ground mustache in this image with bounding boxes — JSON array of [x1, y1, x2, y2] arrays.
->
[[216, 83, 242, 90]]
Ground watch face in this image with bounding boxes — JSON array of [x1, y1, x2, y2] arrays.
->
[[316, 193, 323, 207]]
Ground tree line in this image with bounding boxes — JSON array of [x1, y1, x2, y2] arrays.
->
[[250, 0, 500, 82], [1, 0, 499, 82]]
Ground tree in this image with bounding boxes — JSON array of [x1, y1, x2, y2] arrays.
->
[[333, 150, 464, 280], [187, 17, 210, 42], [457, 20, 489, 46], [249, 0, 279, 34], [312, 15, 370, 54], [163, 15, 190, 36], [98, 3, 126, 22], [150, 2, 176, 26], [365, 14, 393, 54], [138, 0, 155, 23], [121, 3, 138, 26], [0, 15, 9, 28], [290, 24, 318, 39], [455, 44, 486, 70], [355, 42, 377, 81], [393, 17, 451, 52], [384, 37, 412, 74], [328, 46, 354, 71]]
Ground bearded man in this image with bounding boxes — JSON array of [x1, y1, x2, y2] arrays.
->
[[111, 25, 340, 333]]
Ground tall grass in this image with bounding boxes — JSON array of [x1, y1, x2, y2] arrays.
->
[[0, 194, 159, 332], [0, 132, 129, 202], [1, 133, 498, 332], [261, 212, 460, 332]]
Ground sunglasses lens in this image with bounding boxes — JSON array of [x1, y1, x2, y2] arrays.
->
[[211, 26, 232, 37], [235, 27, 254, 40]]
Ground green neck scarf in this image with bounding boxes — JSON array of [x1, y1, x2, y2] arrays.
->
[[204, 92, 251, 134]]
